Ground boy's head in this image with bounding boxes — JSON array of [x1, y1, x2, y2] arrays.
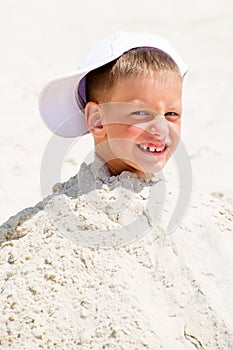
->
[[39, 31, 187, 178], [84, 47, 183, 177]]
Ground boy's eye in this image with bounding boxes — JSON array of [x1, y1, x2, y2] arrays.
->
[[132, 110, 149, 116], [164, 112, 180, 121], [130, 110, 153, 121]]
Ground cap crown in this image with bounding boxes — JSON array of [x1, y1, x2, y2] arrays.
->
[[78, 31, 188, 76]]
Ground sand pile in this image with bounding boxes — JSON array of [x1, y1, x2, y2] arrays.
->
[[0, 158, 233, 349]]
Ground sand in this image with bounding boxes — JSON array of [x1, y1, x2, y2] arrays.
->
[[0, 156, 233, 349], [1, 0, 233, 348]]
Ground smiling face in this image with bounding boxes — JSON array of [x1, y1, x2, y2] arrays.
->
[[86, 73, 183, 178]]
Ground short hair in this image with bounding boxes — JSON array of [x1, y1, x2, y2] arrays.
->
[[81, 47, 182, 107]]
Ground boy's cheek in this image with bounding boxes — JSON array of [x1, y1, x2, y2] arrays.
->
[[176, 119, 181, 129], [106, 124, 143, 139], [127, 124, 144, 135], [169, 120, 181, 136]]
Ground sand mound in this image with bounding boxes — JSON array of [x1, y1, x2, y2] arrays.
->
[[0, 159, 233, 349]]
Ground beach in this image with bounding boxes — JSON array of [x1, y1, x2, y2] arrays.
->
[[0, 0, 233, 348], [0, 0, 233, 223]]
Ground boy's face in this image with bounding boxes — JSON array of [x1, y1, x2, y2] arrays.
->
[[88, 74, 182, 178]]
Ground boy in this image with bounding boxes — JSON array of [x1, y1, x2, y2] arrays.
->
[[1, 31, 232, 349], [39, 31, 188, 179]]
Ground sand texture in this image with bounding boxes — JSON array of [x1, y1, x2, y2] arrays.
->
[[1, 0, 233, 348], [0, 159, 233, 349]]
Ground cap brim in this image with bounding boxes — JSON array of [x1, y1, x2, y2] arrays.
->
[[38, 70, 89, 138]]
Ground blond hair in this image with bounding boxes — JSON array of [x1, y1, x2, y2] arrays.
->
[[80, 47, 181, 107]]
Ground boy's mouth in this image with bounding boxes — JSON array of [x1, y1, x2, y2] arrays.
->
[[137, 142, 167, 155]]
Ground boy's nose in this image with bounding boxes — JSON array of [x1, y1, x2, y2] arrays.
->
[[147, 115, 170, 142]]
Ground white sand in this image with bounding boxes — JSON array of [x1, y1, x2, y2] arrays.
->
[[0, 0, 233, 348], [0, 157, 233, 349]]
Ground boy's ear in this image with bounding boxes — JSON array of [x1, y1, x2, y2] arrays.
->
[[85, 102, 106, 138]]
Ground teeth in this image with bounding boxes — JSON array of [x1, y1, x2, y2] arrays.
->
[[155, 147, 164, 152], [139, 144, 165, 152]]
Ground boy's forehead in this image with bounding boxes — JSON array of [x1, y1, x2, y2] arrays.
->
[[112, 73, 182, 93], [108, 75, 182, 108]]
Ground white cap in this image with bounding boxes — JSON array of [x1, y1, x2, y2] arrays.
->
[[38, 31, 188, 138]]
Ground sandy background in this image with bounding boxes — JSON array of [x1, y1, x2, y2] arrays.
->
[[0, 2, 233, 348], [1, 0, 233, 224]]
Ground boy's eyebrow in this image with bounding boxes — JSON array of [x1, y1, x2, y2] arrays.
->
[[127, 100, 151, 108], [128, 99, 146, 105], [127, 99, 182, 112]]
